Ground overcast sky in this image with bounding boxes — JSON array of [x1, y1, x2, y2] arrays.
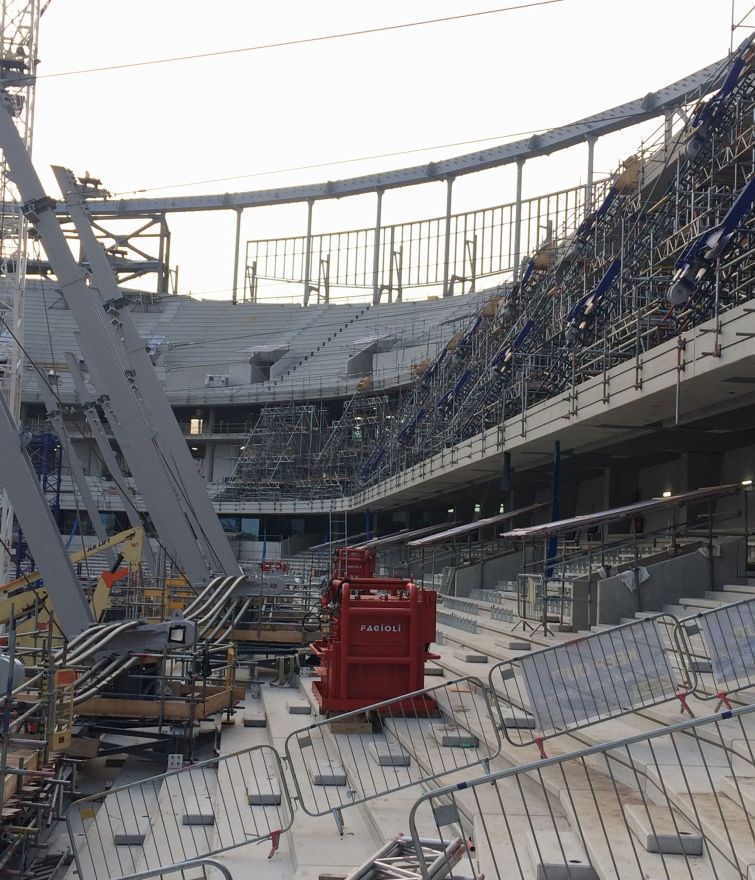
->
[[32, 0, 743, 301]]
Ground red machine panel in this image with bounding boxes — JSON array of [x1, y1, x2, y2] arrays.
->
[[311, 577, 437, 713]]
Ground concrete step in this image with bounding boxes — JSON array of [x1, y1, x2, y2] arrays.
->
[[721, 584, 755, 594], [661, 604, 691, 618], [678, 596, 726, 610], [705, 590, 755, 604], [526, 830, 596, 879]]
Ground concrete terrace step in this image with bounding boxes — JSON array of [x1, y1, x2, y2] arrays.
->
[[678, 596, 727, 610], [705, 590, 755, 604], [719, 584, 755, 595]]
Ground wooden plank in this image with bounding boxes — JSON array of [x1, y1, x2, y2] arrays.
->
[[2, 751, 39, 802], [75, 689, 235, 721]]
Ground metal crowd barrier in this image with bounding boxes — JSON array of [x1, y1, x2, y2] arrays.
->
[[488, 614, 695, 752], [66, 744, 293, 880], [680, 595, 755, 703], [436, 610, 478, 633], [128, 859, 233, 879], [409, 701, 755, 880], [440, 596, 480, 615], [284, 677, 500, 826]]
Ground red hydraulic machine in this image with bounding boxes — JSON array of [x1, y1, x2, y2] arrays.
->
[[311, 549, 437, 713]]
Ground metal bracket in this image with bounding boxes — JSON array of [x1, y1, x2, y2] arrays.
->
[[21, 195, 56, 222], [331, 806, 344, 836]]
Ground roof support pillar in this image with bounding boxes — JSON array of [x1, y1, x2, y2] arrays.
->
[[372, 189, 383, 305], [231, 208, 243, 305], [513, 159, 525, 280], [442, 177, 454, 297], [303, 199, 314, 306]]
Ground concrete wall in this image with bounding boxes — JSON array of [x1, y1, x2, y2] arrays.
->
[[453, 549, 524, 596], [596, 536, 746, 624]]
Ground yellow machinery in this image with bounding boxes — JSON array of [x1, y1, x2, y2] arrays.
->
[[0, 527, 146, 641]]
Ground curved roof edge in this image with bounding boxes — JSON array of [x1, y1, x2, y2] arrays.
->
[[79, 51, 735, 216]]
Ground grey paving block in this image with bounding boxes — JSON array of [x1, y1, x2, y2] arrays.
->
[[287, 701, 312, 715], [307, 759, 347, 786], [370, 741, 411, 767], [432, 725, 479, 748], [243, 709, 268, 728], [500, 712, 536, 729], [113, 830, 146, 845], [453, 650, 488, 663], [248, 777, 282, 806], [496, 639, 530, 651], [624, 804, 703, 855], [527, 831, 596, 879], [424, 665, 445, 677], [182, 811, 215, 826]]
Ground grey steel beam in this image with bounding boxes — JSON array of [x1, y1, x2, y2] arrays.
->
[[77, 55, 730, 216], [0, 97, 214, 585], [513, 160, 524, 280], [64, 351, 158, 573], [442, 178, 453, 297], [37, 377, 117, 566], [53, 166, 241, 578], [0, 391, 94, 638], [372, 189, 383, 305], [231, 207, 242, 304]]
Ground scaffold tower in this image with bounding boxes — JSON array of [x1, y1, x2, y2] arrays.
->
[[0, 0, 41, 582]]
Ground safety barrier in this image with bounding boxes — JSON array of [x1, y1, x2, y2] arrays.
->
[[66, 744, 293, 880], [440, 596, 480, 615], [682, 595, 755, 703], [490, 605, 515, 623], [488, 614, 694, 752], [408, 701, 755, 880], [284, 677, 500, 824], [436, 610, 478, 633], [127, 859, 233, 879]]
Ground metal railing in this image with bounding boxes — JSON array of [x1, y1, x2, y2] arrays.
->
[[408, 701, 755, 880], [246, 180, 610, 300], [284, 677, 500, 825], [124, 858, 233, 879], [488, 614, 695, 752], [66, 744, 293, 880], [679, 595, 755, 703]]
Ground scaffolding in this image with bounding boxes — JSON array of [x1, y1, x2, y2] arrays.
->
[[219, 39, 755, 501], [0, 0, 41, 582]]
